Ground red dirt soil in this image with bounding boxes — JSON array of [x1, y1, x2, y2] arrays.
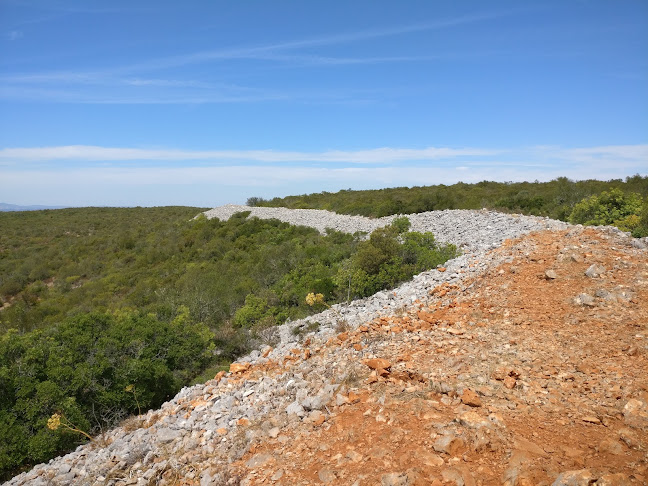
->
[[227, 228, 648, 485]]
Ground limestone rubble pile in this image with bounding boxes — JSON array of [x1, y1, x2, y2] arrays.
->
[[6, 208, 647, 486], [201, 205, 572, 254]]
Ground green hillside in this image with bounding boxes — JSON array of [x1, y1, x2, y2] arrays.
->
[[0, 206, 455, 478]]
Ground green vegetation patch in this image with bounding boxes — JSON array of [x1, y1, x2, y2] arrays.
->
[[0, 309, 211, 475], [0, 207, 456, 478], [568, 188, 646, 236]]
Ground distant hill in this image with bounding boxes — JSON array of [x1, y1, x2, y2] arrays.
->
[[0, 202, 67, 211]]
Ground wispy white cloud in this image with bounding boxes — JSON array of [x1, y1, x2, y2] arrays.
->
[[233, 11, 518, 53], [123, 78, 215, 88], [6, 30, 24, 41], [1, 140, 645, 207], [0, 165, 466, 190], [0, 73, 243, 90], [3, 12, 500, 79], [0, 145, 499, 164], [2, 156, 644, 207], [0, 71, 374, 105], [560, 144, 648, 162], [0, 83, 298, 104], [0, 72, 98, 84], [528, 144, 648, 170], [2, 144, 646, 169], [225, 53, 440, 67], [103, 10, 519, 74], [0, 9, 522, 105]]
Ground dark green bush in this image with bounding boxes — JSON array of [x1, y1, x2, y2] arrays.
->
[[335, 221, 458, 299], [391, 216, 412, 234], [632, 199, 648, 238], [0, 206, 461, 478], [569, 189, 643, 233], [0, 309, 212, 478]]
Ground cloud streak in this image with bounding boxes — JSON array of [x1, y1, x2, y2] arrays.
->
[[561, 144, 648, 162], [0, 9, 522, 104], [2, 144, 646, 168], [2, 158, 644, 208], [0, 145, 499, 164], [1, 143, 645, 207], [228, 10, 519, 53], [6, 30, 24, 41], [125, 10, 515, 73]]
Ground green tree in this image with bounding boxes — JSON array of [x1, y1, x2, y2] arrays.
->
[[390, 216, 411, 234], [337, 222, 458, 299], [0, 309, 214, 478], [569, 189, 643, 231], [233, 294, 270, 328], [632, 197, 648, 237]]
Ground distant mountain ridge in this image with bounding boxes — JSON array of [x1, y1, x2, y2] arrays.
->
[[0, 202, 67, 211]]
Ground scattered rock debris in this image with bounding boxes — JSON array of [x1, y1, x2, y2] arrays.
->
[[6, 221, 647, 486]]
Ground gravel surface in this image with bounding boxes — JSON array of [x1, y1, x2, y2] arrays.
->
[[201, 204, 570, 254], [200, 205, 574, 347]]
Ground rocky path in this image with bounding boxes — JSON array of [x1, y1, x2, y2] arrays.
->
[[5, 210, 648, 486], [201, 205, 570, 253], [225, 228, 648, 486]]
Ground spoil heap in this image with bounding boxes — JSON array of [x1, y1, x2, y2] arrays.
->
[[6, 222, 647, 486]]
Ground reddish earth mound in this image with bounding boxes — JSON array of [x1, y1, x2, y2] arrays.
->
[[225, 228, 647, 485]]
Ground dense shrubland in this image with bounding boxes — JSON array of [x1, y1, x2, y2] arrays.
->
[[0, 207, 456, 477], [4, 174, 645, 476], [0, 310, 212, 474], [250, 175, 648, 237], [567, 188, 645, 234]]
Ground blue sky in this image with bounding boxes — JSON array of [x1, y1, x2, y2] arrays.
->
[[0, 0, 646, 207]]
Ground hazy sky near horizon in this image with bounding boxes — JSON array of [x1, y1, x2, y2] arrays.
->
[[1, 0, 646, 207]]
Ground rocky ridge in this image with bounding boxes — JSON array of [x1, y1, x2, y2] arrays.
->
[[6, 208, 648, 486], [201, 205, 570, 254]]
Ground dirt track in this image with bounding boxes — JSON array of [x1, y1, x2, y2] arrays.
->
[[226, 228, 648, 485]]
